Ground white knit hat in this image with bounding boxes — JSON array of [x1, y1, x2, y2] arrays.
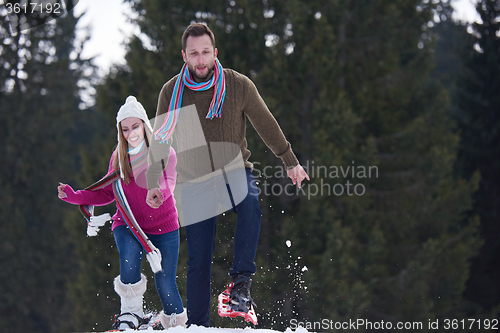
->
[[116, 96, 154, 134], [116, 96, 153, 179]]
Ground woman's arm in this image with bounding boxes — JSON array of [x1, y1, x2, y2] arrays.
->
[[58, 183, 115, 206], [57, 152, 117, 206], [162, 146, 177, 195]]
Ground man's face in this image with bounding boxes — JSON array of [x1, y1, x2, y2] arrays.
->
[[182, 34, 218, 81]]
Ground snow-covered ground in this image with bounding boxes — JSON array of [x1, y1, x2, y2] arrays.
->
[[84, 326, 310, 333]]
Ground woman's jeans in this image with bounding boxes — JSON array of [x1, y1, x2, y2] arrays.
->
[[114, 225, 183, 314], [184, 168, 262, 326]]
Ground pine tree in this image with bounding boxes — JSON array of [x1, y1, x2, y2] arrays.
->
[[0, 2, 92, 332], [456, 0, 500, 313], [251, 0, 482, 328]]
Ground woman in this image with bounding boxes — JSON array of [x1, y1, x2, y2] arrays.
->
[[58, 96, 186, 330]]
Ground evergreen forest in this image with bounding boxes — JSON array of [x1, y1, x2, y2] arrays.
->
[[1, 0, 499, 332]]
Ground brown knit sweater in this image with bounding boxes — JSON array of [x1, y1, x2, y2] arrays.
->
[[146, 68, 299, 189]]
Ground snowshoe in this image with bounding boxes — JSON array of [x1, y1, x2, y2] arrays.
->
[[139, 313, 162, 330], [218, 276, 257, 325], [108, 312, 151, 331]]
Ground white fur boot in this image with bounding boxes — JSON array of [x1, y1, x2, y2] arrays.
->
[[113, 274, 147, 330], [160, 308, 188, 329]]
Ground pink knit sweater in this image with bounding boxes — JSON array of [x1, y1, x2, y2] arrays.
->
[[62, 147, 179, 235]]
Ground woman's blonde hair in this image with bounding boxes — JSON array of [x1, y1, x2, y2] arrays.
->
[[112, 120, 152, 184]]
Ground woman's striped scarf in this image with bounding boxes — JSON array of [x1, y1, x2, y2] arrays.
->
[[78, 144, 148, 225], [78, 144, 163, 273], [154, 58, 226, 143]]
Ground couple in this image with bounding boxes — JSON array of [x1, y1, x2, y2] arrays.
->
[[58, 23, 308, 331]]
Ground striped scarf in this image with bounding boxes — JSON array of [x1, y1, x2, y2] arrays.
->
[[78, 145, 163, 273], [154, 58, 226, 143], [78, 144, 148, 224]]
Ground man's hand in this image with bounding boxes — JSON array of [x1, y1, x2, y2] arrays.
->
[[146, 188, 163, 209], [287, 164, 310, 188]]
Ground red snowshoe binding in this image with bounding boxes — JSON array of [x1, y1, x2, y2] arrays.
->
[[218, 276, 257, 325]]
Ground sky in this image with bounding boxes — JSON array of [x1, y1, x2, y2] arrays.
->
[[73, 0, 481, 76], [74, 0, 136, 74]]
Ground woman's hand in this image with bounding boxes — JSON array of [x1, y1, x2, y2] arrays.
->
[[146, 188, 163, 208], [58, 182, 68, 199]]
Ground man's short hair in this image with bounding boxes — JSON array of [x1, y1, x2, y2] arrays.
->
[[182, 23, 216, 51]]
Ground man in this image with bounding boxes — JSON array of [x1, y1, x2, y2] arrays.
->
[[145, 23, 308, 327]]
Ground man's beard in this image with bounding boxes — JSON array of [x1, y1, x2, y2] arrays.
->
[[188, 62, 215, 81]]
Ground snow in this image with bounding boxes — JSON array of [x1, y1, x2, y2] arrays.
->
[[96, 326, 310, 333]]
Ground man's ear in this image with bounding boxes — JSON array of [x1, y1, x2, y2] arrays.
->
[[181, 50, 187, 62], [214, 48, 218, 58]]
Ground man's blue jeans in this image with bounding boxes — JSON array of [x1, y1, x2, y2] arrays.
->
[[114, 226, 184, 314], [184, 168, 262, 327]]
